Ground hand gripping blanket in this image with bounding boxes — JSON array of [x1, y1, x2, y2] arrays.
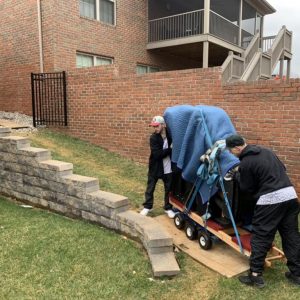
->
[[164, 105, 239, 203]]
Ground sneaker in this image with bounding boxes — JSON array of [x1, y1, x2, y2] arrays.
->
[[238, 271, 265, 288], [285, 272, 300, 286], [140, 208, 151, 216], [165, 209, 176, 219]]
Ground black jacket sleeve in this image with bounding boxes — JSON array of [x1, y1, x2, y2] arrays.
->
[[150, 135, 171, 161], [238, 162, 257, 194]]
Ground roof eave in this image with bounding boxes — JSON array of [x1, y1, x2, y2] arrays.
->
[[247, 0, 276, 16]]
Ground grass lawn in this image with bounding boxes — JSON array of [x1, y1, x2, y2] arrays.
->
[[0, 129, 299, 299]]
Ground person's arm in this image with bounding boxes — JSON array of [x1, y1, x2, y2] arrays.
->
[[150, 135, 171, 161], [274, 153, 287, 171], [238, 163, 257, 194], [232, 160, 257, 193]]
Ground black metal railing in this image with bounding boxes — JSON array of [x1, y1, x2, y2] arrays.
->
[[31, 71, 67, 127]]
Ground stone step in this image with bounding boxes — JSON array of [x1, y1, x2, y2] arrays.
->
[[39, 160, 73, 172], [19, 147, 51, 161], [62, 174, 99, 192], [0, 136, 30, 151], [117, 211, 172, 247], [141, 222, 173, 248], [116, 210, 149, 229], [87, 190, 129, 208], [149, 252, 180, 277]]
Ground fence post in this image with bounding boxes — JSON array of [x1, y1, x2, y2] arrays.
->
[[63, 71, 68, 126], [31, 73, 36, 127]]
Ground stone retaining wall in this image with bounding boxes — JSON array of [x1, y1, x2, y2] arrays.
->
[[0, 127, 179, 277]]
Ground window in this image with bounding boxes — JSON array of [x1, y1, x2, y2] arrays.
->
[[242, 1, 256, 35], [80, 0, 116, 25], [80, 0, 96, 19], [76, 53, 93, 68], [95, 56, 112, 65], [136, 65, 160, 74], [76, 53, 113, 68], [100, 0, 115, 25]]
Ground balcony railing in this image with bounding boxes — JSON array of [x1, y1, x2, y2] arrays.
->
[[148, 10, 204, 43], [262, 35, 276, 52], [148, 9, 256, 49], [222, 26, 293, 83], [209, 11, 240, 46]]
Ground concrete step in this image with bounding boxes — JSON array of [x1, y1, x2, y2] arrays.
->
[[0, 136, 30, 150], [62, 174, 99, 193], [88, 190, 129, 208], [19, 147, 51, 161], [149, 252, 180, 277], [39, 160, 73, 172]]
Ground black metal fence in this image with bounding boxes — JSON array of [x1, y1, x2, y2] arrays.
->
[[31, 71, 67, 127]]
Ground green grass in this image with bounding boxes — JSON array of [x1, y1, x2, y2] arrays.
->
[[1, 129, 299, 299], [0, 197, 216, 299]]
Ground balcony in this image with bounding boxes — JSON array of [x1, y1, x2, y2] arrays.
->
[[148, 9, 254, 50], [147, 0, 287, 71], [149, 10, 204, 43]]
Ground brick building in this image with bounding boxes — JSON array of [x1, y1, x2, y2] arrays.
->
[[0, 0, 199, 115], [0, 1, 298, 194], [0, 0, 292, 114]]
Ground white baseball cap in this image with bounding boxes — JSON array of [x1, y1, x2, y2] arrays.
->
[[149, 116, 165, 127]]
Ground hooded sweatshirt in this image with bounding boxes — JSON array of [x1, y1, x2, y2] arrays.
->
[[238, 145, 297, 204]]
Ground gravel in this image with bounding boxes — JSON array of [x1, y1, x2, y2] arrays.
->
[[0, 111, 38, 133]]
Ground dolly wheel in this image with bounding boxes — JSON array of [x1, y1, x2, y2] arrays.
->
[[185, 223, 197, 240], [198, 231, 212, 250], [174, 214, 185, 230]]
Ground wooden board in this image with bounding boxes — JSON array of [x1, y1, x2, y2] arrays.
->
[[155, 215, 249, 278]]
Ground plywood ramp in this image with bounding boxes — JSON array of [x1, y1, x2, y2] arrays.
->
[[155, 215, 249, 278]]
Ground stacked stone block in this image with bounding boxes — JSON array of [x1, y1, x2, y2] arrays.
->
[[0, 127, 179, 277]]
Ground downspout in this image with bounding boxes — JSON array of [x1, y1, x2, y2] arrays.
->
[[37, 0, 44, 73]]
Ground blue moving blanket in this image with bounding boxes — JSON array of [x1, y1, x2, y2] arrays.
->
[[164, 105, 239, 203]]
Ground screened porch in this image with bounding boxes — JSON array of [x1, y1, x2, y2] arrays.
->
[[148, 0, 271, 49]]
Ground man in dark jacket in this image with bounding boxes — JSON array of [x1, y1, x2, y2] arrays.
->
[[140, 116, 175, 218], [226, 134, 300, 288]]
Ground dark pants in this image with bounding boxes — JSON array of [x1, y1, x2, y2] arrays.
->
[[143, 173, 172, 210], [250, 198, 300, 276]]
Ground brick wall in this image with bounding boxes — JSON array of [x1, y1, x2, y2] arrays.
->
[[50, 0, 200, 73], [0, 0, 41, 114], [61, 66, 300, 195], [0, 0, 203, 115], [0, 2, 299, 194], [222, 80, 300, 193]]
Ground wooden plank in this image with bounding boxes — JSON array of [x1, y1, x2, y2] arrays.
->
[[155, 215, 249, 278], [169, 197, 285, 268], [222, 227, 250, 235], [170, 197, 251, 257]]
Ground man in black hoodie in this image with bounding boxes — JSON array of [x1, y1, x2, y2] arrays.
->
[[226, 134, 300, 288], [140, 116, 175, 219]]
